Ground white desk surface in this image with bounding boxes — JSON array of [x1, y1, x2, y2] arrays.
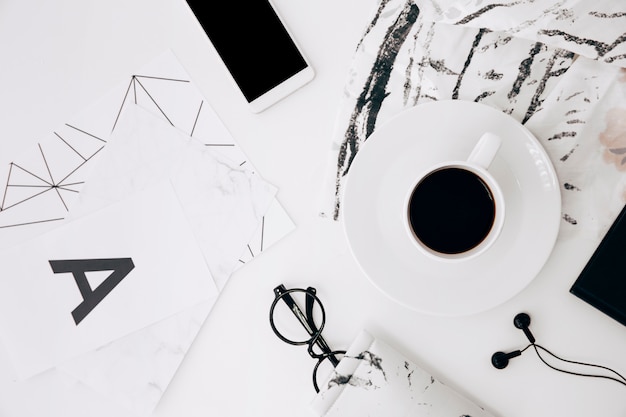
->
[[1, 1, 626, 416]]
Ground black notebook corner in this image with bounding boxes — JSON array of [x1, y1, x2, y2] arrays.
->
[[570, 204, 626, 328]]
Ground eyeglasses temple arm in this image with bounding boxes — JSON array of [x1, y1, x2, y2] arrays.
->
[[305, 287, 340, 367], [274, 285, 316, 335], [274, 285, 340, 367]]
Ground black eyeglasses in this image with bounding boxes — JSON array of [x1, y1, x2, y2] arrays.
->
[[269, 284, 345, 392]]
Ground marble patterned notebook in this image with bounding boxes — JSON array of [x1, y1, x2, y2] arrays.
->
[[312, 330, 496, 417]]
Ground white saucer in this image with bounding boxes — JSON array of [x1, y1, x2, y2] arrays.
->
[[342, 100, 561, 316]]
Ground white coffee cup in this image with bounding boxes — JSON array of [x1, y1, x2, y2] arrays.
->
[[404, 132, 505, 262]]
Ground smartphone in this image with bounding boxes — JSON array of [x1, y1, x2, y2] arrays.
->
[[184, 0, 315, 113], [570, 204, 626, 327]]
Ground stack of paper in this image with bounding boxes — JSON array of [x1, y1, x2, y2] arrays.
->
[[0, 51, 294, 416]]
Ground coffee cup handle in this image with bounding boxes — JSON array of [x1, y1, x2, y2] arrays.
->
[[467, 132, 502, 169]]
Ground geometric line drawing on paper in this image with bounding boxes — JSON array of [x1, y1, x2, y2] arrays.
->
[[238, 216, 266, 264], [259, 216, 266, 252], [192, 100, 235, 147], [190, 99, 203, 137], [0, 125, 106, 229], [238, 245, 256, 265], [191, 99, 248, 168], [112, 74, 190, 132], [114, 74, 249, 168]]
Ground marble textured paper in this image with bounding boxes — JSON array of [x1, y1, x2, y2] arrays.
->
[[70, 104, 278, 290], [311, 329, 495, 417], [0, 181, 218, 380], [320, 0, 626, 238]]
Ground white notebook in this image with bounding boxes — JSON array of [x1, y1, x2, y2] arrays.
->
[[311, 330, 496, 417]]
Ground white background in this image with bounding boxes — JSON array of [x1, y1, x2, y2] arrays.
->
[[1, 0, 626, 416]]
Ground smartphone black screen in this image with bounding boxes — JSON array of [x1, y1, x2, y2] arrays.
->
[[186, 0, 308, 102], [571, 203, 626, 327]]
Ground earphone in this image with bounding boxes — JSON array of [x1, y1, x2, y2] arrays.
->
[[491, 313, 533, 369], [491, 312, 626, 387]]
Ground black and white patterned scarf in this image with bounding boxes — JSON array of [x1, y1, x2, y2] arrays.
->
[[321, 0, 626, 238]]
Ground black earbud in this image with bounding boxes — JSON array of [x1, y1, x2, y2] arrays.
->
[[491, 312, 534, 370], [490, 312, 626, 387], [513, 312, 535, 344], [491, 350, 522, 369]]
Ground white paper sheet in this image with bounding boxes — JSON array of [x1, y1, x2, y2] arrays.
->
[[0, 181, 217, 380]]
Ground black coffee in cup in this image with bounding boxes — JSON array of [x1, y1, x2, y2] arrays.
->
[[407, 167, 496, 254]]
